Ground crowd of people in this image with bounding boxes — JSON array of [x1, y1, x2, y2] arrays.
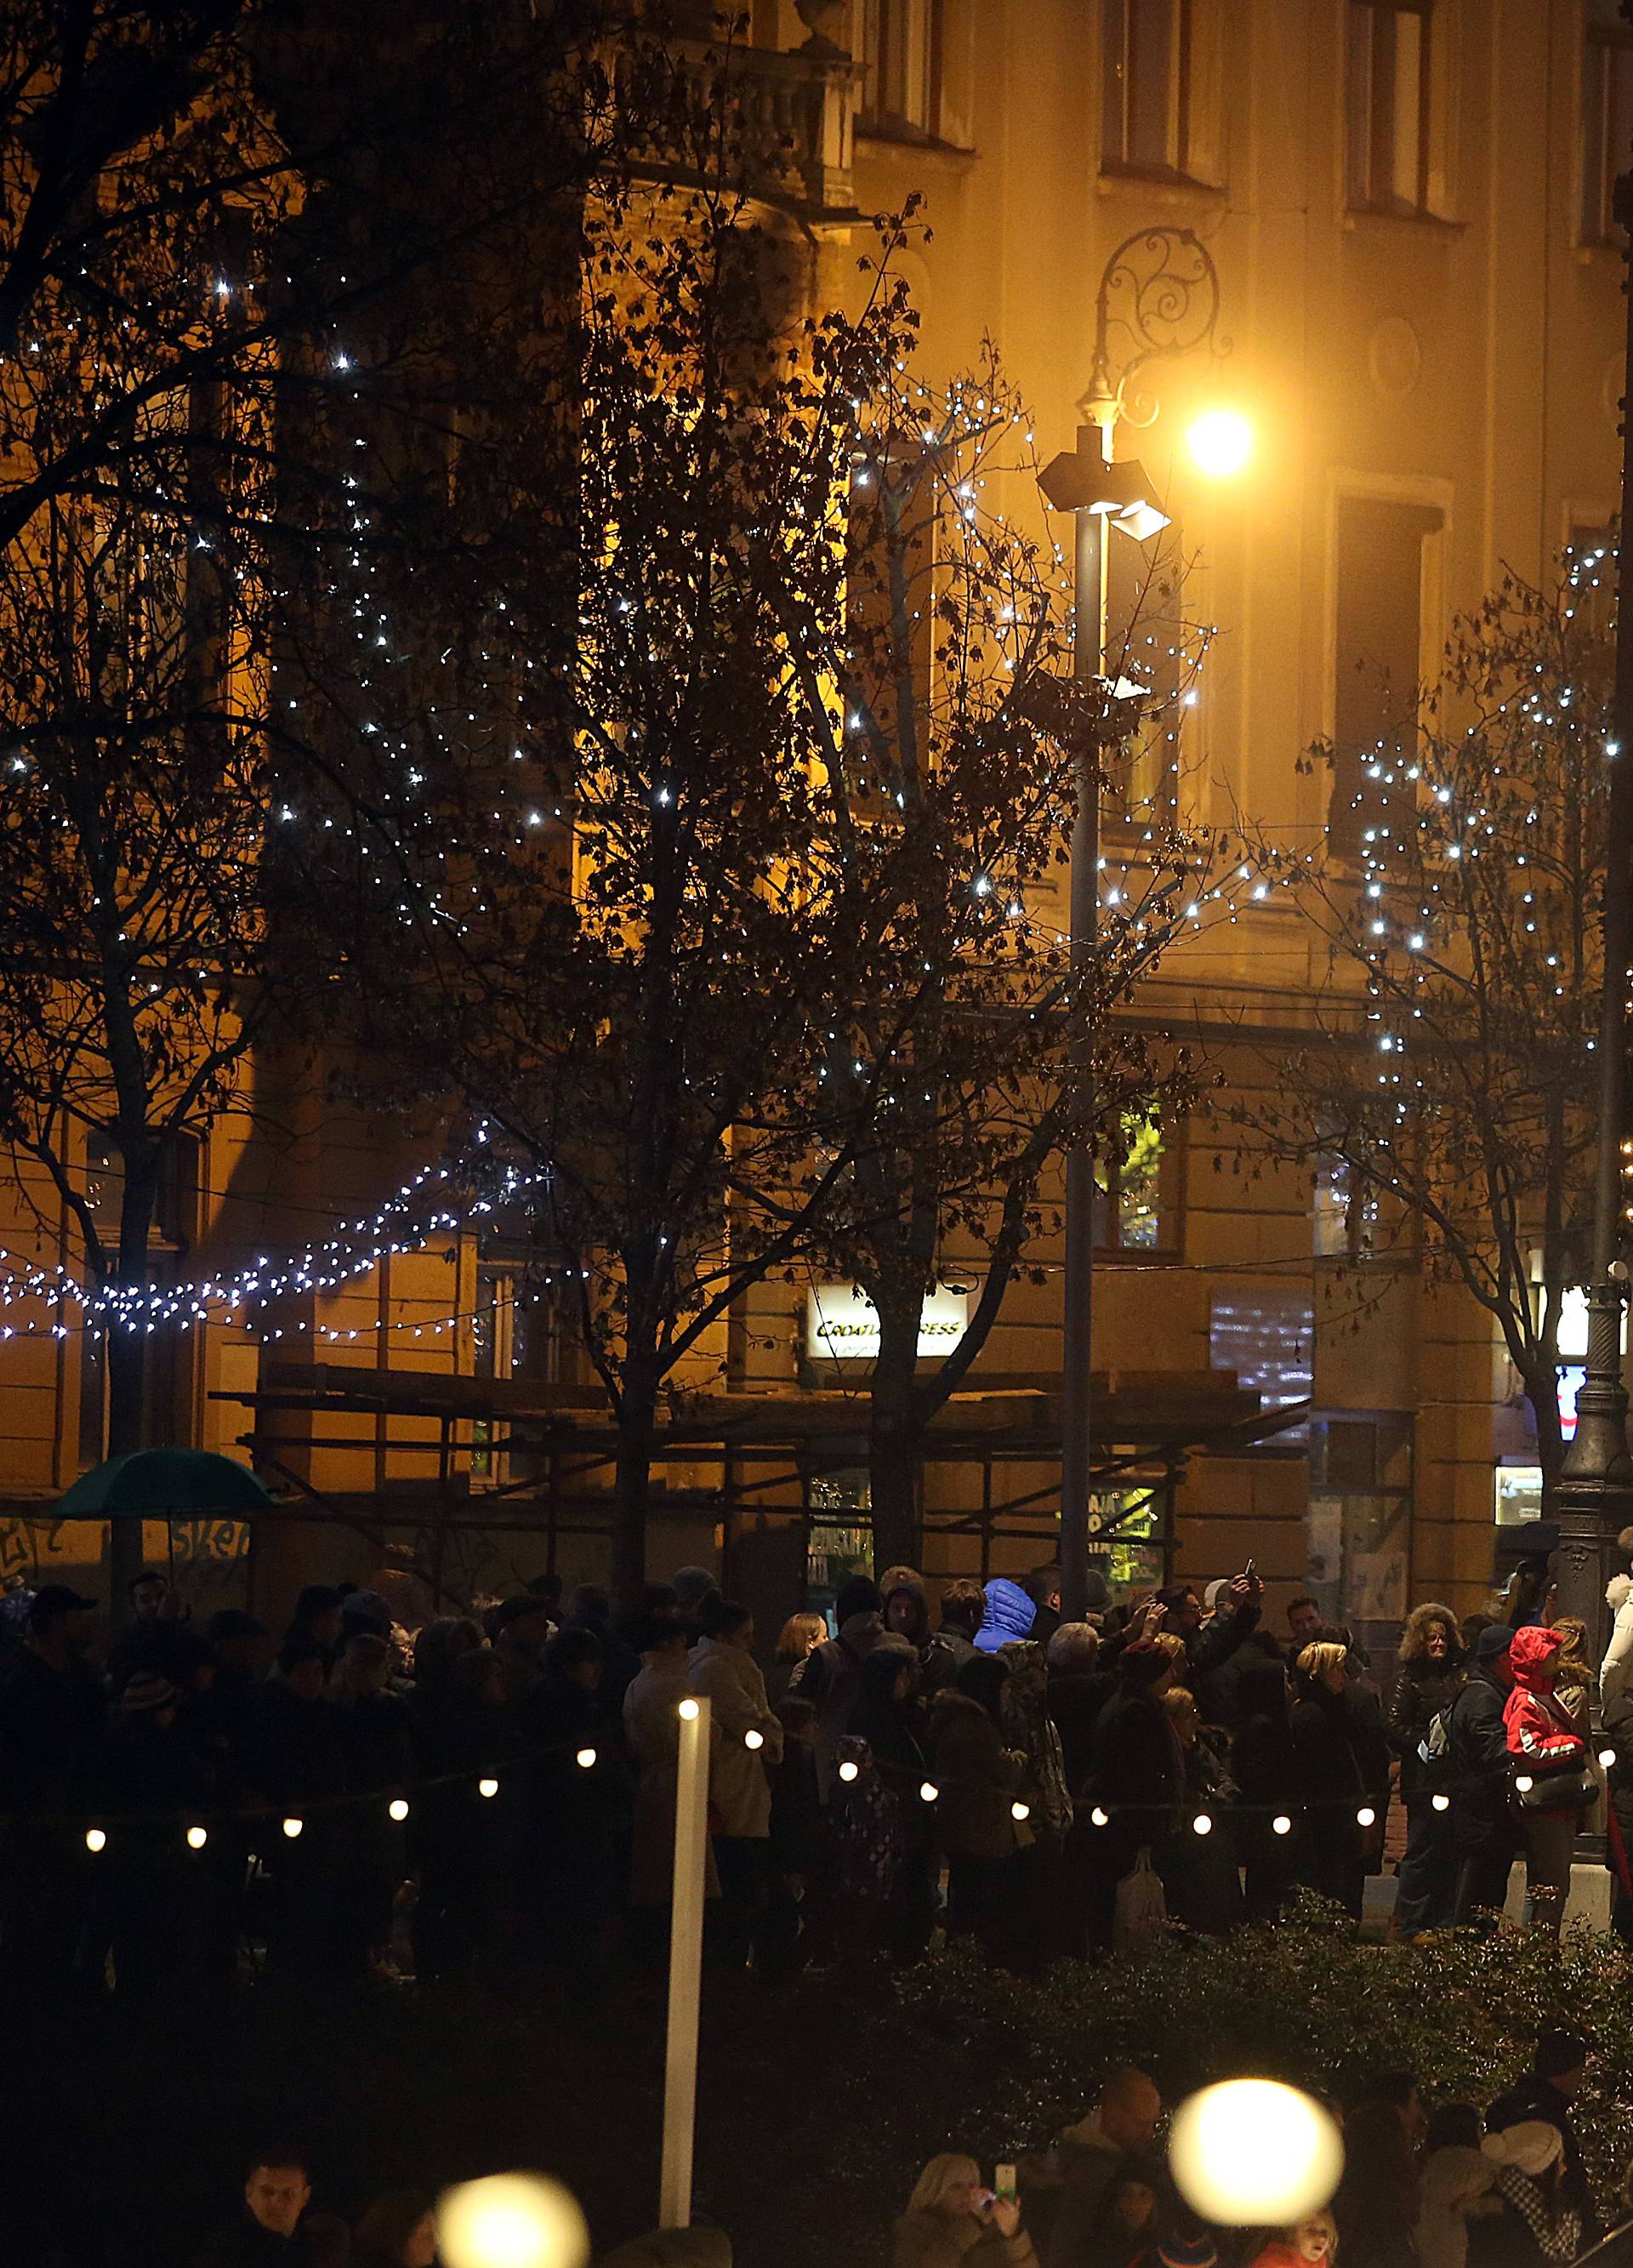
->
[[896, 2032, 1615, 2268], [0, 1544, 1623, 1997], [174, 2037, 1624, 2268]]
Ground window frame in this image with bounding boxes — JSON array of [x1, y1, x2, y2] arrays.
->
[[1580, 3, 1633, 247], [1093, 1113, 1185, 1262], [1101, 0, 1192, 179], [1345, 0, 1435, 218], [858, 0, 945, 143]]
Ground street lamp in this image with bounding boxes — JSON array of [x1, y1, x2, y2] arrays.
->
[[1038, 224, 1229, 1623]]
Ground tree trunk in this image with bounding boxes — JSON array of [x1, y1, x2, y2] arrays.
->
[[105, 1157, 159, 1626], [612, 1355, 658, 1613], [868, 1292, 924, 1576]]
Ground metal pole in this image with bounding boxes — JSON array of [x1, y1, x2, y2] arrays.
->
[[1552, 171, 1633, 1650], [1061, 460, 1107, 1624], [659, 1692, 711, 2229]]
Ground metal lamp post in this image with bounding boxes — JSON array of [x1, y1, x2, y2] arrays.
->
[[1039, 225, 1223, 1622]]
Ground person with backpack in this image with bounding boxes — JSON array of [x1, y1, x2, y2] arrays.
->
[[1447, 1626, 1521, 1924], [1388, 1602, 1466, 1935]]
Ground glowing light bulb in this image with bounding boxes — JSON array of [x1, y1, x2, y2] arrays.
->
[[388, 1798, 409, 1822], [1186, 407, 1253, 478], [1431, 1792, 1450, 1812], [575, 1747, 597, 1769], [1601, 1747, 1617, 1769], [678, 1697, 699, 1721], [85, 1826, 106, 1854], [743, 1728, 764, 1751], [479, 1777, 499, 1799], [1169, 2080, 1345, 2225], [436, 2173, 589, 2268], [838, 1759, 859, 1783], [1515, 1775, 1533, 1794], [1272, 1815, 1292, 1837], [282, 1817, 304, 1839], [1090, 1806, 1109, 1827], [919, 1781, 940, 1804], [187, 1825, 208, 1849], [1356, 1806, 1376, 1828], [1192, 1812, 1213, 1836], [1011, 1800, 1031, 1822]]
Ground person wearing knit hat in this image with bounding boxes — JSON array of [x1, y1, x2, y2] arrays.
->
[[1472, 2123, 1579, 2268], [1487, 2034, 1597, 2244]]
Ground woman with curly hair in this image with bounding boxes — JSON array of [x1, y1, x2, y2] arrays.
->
[[1388, 1603, 1466, 1934]]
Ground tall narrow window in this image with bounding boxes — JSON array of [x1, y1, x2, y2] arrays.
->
[[1582, 2, 1633, 244], [1101, 0, 1190, 174], [1329, 496, 1441, 863], [1346, 1, 1432, 214], [1094, 1114, 1183, 1257], [860, 0, 942, 138]]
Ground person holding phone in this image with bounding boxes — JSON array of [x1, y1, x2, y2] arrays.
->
[[896, 2156, 1039, 2268]]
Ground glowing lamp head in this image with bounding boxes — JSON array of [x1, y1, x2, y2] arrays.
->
[[1602, 1747, 1618, 1769], [282, 1816, 303, 1840], [1272, 1815, 1292, 1837], [1169, 2080, 1345, 2225], [1515, 1775, 1533, 1795], [678, 1697, 700, 1721], [85, 1826, 106, 1854], [1431, 1792, 1450, 1812], [1011, 1800, 1031, 1822], [436, 2173, 589, 2268], [743, 1728, 764, 1751], [919, 1781, 940, 1804], [1356, 1806, 1376, 1829], [388, 1798, 409, 1822], [576, 1747, 597, 1769], [187, 1825, 208, 1849], [1090, 1806, 1109, 1827], [838, 1759, 859, 1784], [1186, 407, 1253, 478], [479, 1777, 499, 1799], [1192, 1812, 1213, 1837]]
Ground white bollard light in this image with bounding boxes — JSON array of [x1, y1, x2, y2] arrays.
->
[[436, 2174, 589, 2268], [1169, 2079, 1345, 2225]]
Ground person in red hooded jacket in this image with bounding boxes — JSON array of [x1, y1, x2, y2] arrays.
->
[[1503, 1624, 1589, 1936]]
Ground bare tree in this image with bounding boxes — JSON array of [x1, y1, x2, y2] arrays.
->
[[1239, 558, 1611, 1486]]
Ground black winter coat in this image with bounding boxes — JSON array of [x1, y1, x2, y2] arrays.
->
[[1447, 1665, 1516, 1855]]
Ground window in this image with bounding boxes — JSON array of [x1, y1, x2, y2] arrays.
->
[[469, 1263, 569, 1486], [1101, 0, 1191, 174], [860, 0, 942, 139], [1582, 2, 1633, 244], [1314, 1154, 1380, 1260], [1104, 521, 1184, 823], [1094, 1114, 1182, 1255], [81, 1131, 196, 1251], [1209, 1289, 1314, 1416], [1328, 495, 1441, 863], [1346, 1, 1432, 214]]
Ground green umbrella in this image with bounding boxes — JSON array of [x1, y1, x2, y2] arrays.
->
[[53, 1448, 276, 1521]]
